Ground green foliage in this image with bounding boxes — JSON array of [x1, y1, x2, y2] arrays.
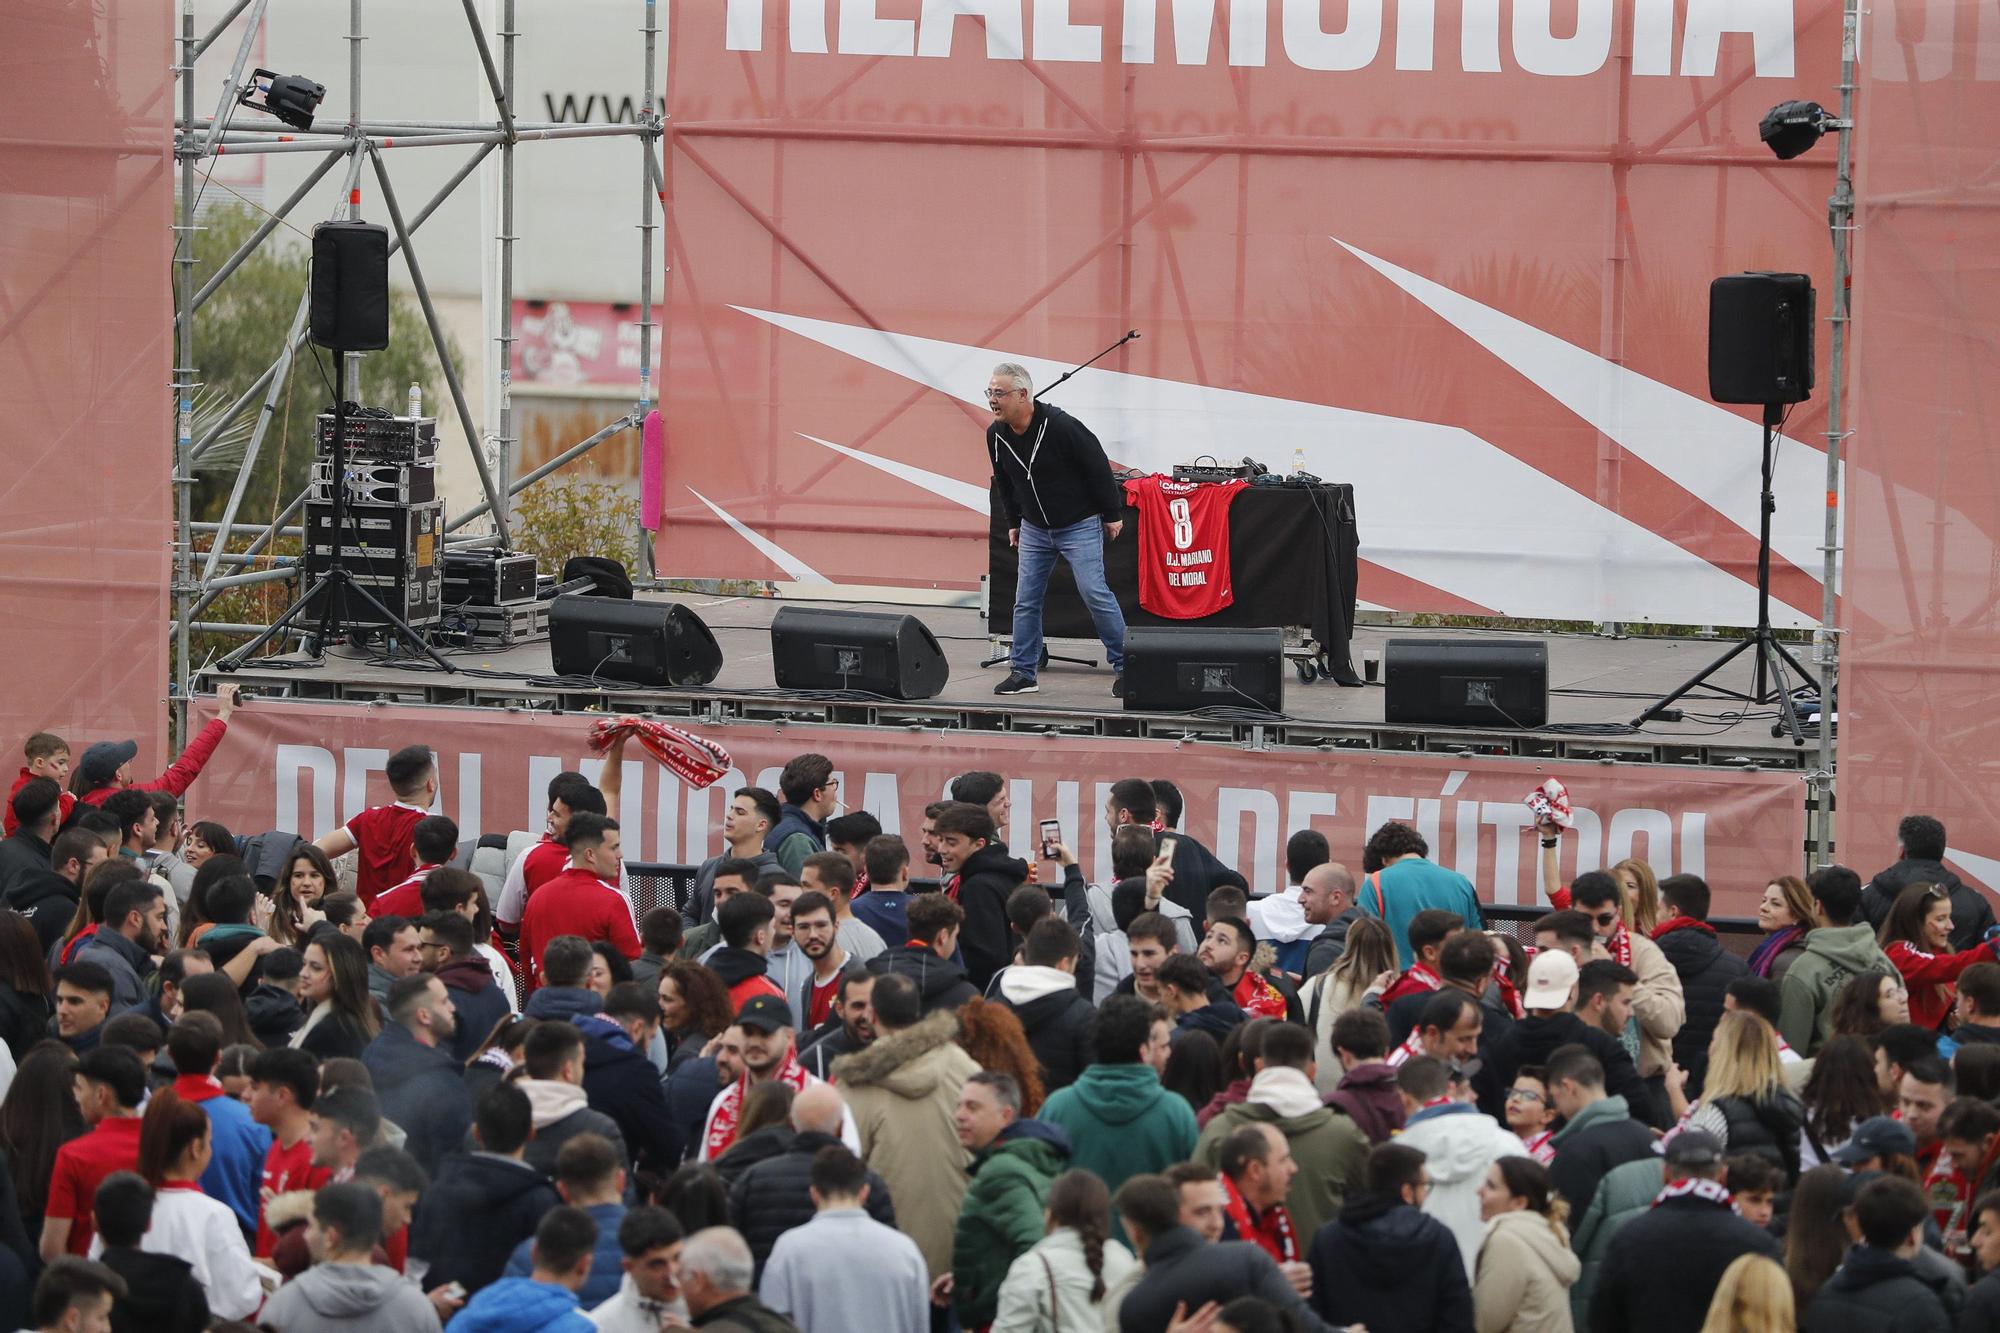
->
[[189, 203, 451, 527], [511, 478, 641, 577]]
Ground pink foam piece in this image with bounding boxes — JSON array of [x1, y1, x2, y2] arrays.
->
[[641, 408, 665, 531]]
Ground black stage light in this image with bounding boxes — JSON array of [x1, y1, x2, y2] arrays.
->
[[238, 69, 326, 131], [1759, 100, 1830, 160]]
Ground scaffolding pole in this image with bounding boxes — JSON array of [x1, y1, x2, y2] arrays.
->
[[446, 413, 638, 532], [174, 0, 197, 728], [637, 0, 660, 582]]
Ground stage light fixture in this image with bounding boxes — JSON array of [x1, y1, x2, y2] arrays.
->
[[237, 69, 326, 131], [1759, 100, 1832, 160]]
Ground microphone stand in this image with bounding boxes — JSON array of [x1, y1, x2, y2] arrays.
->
[[984, 330, 1143, 672]]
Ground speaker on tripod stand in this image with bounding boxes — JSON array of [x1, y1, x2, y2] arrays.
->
[[218, 221, 455, 673], [1629, 272, 1819, 741]]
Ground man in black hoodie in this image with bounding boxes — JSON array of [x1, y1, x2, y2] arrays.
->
[[1306, 1142, 1472, 1333], [1653, 874, 1747, 1098], [931, 802, 1028, 990], [408, 1083, 560, 1299], [577, 982, 683, 1178], [994, 918, 1096, 1091], [8, 825, 102, 955], [1151, 780, 1250, 904], [868, 890, 978, 1015], [1863, 814, 1994, 952], [0, 777, 59, 901], [93, 1171, 207, 1333]]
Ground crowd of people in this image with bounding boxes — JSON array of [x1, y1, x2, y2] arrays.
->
[[0, 704, 1996, 1333]]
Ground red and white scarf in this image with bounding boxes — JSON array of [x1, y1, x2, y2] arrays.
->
[[1387, 1027, 1426, 1068], [1653, 1177, 1734, 1210], [1605, 922, 1633, 968], [702, 1050, 808, 1160], [587, 717, 731, 789], [1222, 1174, 1298, 1264], [1522, 1130, 1556, 1164]]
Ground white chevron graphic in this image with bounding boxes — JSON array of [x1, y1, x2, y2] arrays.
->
[[686, 487, 829, 584], [1331, 238, 1833, 586], [731, 304, 1818, 626], [798, 433, 992, 514], [1949, 847, 2000, 893]]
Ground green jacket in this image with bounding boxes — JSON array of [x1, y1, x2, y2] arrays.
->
[[1038, 1061, 1199, 1202], [1777, 923, 1897, 1055], [1569, 1155, 1664, 1331], [1193, 1075, 1368, 1238], [952, 1121, 1072, 1328]]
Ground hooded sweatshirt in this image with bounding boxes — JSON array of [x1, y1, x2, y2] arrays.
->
[[258, 1261, 440, 1333], [447, 1274, 595, 1333], [1307, 1192, 1475, 1333], [1397, 1100, 1537, 1279], [1776, 922, 1898, 1056], [996, 963, 1096, 1092], [407, 1152, 559, 1297], [1328, 1062, 1406, 1143], [1196, 1066, 1369, 1239], [955, 841, 1033, 990], [1039, 1060, 1199, 1205], [1472, 1208, 1581, 1333]]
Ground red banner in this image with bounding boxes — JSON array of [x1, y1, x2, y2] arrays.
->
[[187, 699, 1803, 916]]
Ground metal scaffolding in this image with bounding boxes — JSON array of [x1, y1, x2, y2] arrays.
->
[[169, 0, 664, 714]]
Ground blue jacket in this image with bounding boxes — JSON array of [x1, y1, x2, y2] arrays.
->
[[445, 1276, 592, 1333], [502, 1202, 624, 1308], [362, 1023, 473, 1178], [74, 929, 151, 1018], [177, 1078, 270, 1238], [1361, 857, 1485, 969], [664, 1054, 722, 1168], [575, 1013, 682, 1172], [851, 889, 910, 946], [523, 986, 601, 1023], [411, 1153, 559, 1297]]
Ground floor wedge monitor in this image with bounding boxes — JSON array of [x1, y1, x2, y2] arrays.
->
[[1384, 637, 1548, 728], [550, 595, 722, 687], [1122, 626, 1283, 713], [770, 605, 948, 699]]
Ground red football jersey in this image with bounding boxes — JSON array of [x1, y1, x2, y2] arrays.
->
[[1123, 475, 1248, 618], [344, 802, 429, 907]]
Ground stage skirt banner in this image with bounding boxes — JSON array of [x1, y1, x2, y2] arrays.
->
[[655, 0, 1851, 630], [188, 700, 1804, 915]]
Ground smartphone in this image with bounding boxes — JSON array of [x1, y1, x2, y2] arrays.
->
[[1038, 819, 1062, 860], [1157, 835, 1179, 862]]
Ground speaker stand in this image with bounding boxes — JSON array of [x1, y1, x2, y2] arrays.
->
[[1630, 404, 1816, 742], [217, 357, 456, 674], [979, 644, 1099, 670]]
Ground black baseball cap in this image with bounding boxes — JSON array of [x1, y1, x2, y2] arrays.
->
[[735, 993, 794, 1034], [1832, 1116, 1917, 1166]]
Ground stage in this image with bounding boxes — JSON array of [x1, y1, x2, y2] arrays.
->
[[201, 594, 1815, 772]]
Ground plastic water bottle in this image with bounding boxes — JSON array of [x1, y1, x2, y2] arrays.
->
[[407, 382, 422, 419], [1292, 445, 1305, 479]]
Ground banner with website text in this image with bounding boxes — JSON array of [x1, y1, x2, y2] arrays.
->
[[187, 700, 1803, 915]]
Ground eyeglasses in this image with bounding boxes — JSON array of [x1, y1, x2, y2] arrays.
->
[[1590, 911, 1620, 928], [1506, 1088, 1546, 1104], [984, 387, 1023, 401]]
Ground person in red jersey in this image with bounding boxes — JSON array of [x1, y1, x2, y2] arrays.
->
[[519, 812, 640, 991], [4, 731, 75, 837], [70, 683, 240, 809], [245, 1047, 330, 1257], [370, 815, 460, 921], [495, 735, 628, 936], [314, 744, 437, 908], [41, 1046, 147, 1259]]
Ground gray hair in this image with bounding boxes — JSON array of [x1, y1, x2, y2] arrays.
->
[[680, 1226, 754, 1294], [967, 1069, 1022, 1117], [992, 361, 1033, 393]]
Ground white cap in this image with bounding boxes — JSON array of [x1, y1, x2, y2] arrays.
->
[[1523, 949, 1580, 1009]]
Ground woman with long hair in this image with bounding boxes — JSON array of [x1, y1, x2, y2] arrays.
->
[[0, 912, 51, 1062], [654, 1163, 731, 1232], [956, 997, 1046, 1116], [1161, 1030, 1225, 1114], [178, 852, 249, 949], [289, 933, 380, 1060], [1799, 1035, 1886, 1169], [181, 822, 236, 872], [130, 1090, 262, 1319], [178, 973, 262, 1051], [658, 961, 733, 1071], [0, 1041, 82, 1237], [586, 941, 632, 996], [1785, 1165, 1852, 1311], [1879, 882, 2000, 1031], [991, 1168, 1137, 1333], [267, 843, 335, 947], [716, 1082, 795, 1187], [1472, 1156, 1577, 1333], [1201, 1019, 1275, 1129], [1611, 858, 1663, 936], [1748, 875, 1815, 981], [1308, 916, 1397, 1026], [463, 1013, 532, 1102], [1666, 1010, 1804, 1182], [1698, 1253, 1793, 1333], [1829, 973, 1909, 1042]]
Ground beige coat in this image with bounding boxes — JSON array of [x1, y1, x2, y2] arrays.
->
[[832, 1008, 982, 1280], [1473, 1208, 1580, 1333], [1627, 931, 1686, 1078]]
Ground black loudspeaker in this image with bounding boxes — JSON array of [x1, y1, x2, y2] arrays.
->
[[1121, 626, 1283, 713], [1708, 272, 1815, 405], [769, 606, 947, 699], [550, 595, 722, 687], [309, 221, 391, 352], [1384, 638, 1548, 728]]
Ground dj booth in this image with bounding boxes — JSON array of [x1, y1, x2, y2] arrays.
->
[[987, 479, 1362, 684]]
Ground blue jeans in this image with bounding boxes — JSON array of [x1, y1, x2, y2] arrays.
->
[[1012, 516, 1127, 677]]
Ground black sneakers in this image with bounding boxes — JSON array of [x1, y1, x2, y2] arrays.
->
[[994, 673, 1039, 696], [1112, 675, 1125, 698]]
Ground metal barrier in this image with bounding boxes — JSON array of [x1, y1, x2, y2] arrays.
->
[[1482, 904, 1768, 962]]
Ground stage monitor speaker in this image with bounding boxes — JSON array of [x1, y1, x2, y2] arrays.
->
[[769, 606, 947, 699], [1384, 638, 1548, 728], [309, 221, 391, 352], [1708, 272, 1815, 405], [550, 595, 722, 687], [1121, 626, 1283, 713]]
